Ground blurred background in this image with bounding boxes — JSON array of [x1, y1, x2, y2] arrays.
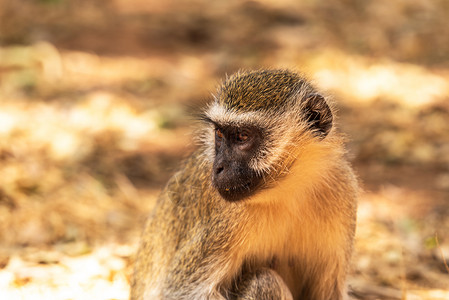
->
[[0, 0, 448, 299]]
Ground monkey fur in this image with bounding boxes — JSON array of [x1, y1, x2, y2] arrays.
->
[[131, 69, 358, 300]]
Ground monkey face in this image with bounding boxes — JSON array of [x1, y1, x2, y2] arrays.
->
[[202, 70, 335, 202], [212, 125, 263, 202]]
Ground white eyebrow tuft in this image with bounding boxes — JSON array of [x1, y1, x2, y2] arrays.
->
[[205, 102, 265, 127]]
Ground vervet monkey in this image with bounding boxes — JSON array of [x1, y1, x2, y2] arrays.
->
[[131, 69, 358, 300]]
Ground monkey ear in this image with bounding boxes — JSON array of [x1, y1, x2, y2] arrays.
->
[[302, 94, 333, 138]]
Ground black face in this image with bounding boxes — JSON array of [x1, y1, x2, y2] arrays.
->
[[212, 125, 263, 202]]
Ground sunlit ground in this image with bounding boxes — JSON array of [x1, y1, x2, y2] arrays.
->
[[1, 0, 449, 299], [0, 42, 448, 299]]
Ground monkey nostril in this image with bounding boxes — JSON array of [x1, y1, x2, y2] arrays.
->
[[216, 166, 224, 175]]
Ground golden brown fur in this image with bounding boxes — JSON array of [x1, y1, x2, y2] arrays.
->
[[131, 69, 358, 300]]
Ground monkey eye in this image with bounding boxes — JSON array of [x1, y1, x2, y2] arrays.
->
[[235, 129, 250, 143], [215, 128, 224, 140]]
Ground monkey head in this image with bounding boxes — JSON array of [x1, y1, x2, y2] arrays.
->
[[201, 69, 333, 202]]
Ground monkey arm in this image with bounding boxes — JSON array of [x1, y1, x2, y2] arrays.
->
[[163, 243, 295, 300], [228, 268, 293, 300]]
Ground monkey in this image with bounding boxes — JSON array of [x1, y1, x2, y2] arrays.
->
[[130, 69, 359, 300]]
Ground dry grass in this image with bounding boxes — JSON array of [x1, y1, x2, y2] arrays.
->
[[0, 0, 448, 299]]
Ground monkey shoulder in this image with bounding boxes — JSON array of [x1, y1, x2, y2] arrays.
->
[[146, 149, 237, 242]]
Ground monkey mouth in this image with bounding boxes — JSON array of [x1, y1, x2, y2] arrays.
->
[[224, 182, 251, 192], [212, 168, 263, 202], [217, 181, 256, 202]]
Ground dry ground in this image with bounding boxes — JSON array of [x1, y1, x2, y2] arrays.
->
[[0, 0, 448, 299]]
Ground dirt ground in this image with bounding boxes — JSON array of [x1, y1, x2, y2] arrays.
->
[[0, 0, 448, 299]]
